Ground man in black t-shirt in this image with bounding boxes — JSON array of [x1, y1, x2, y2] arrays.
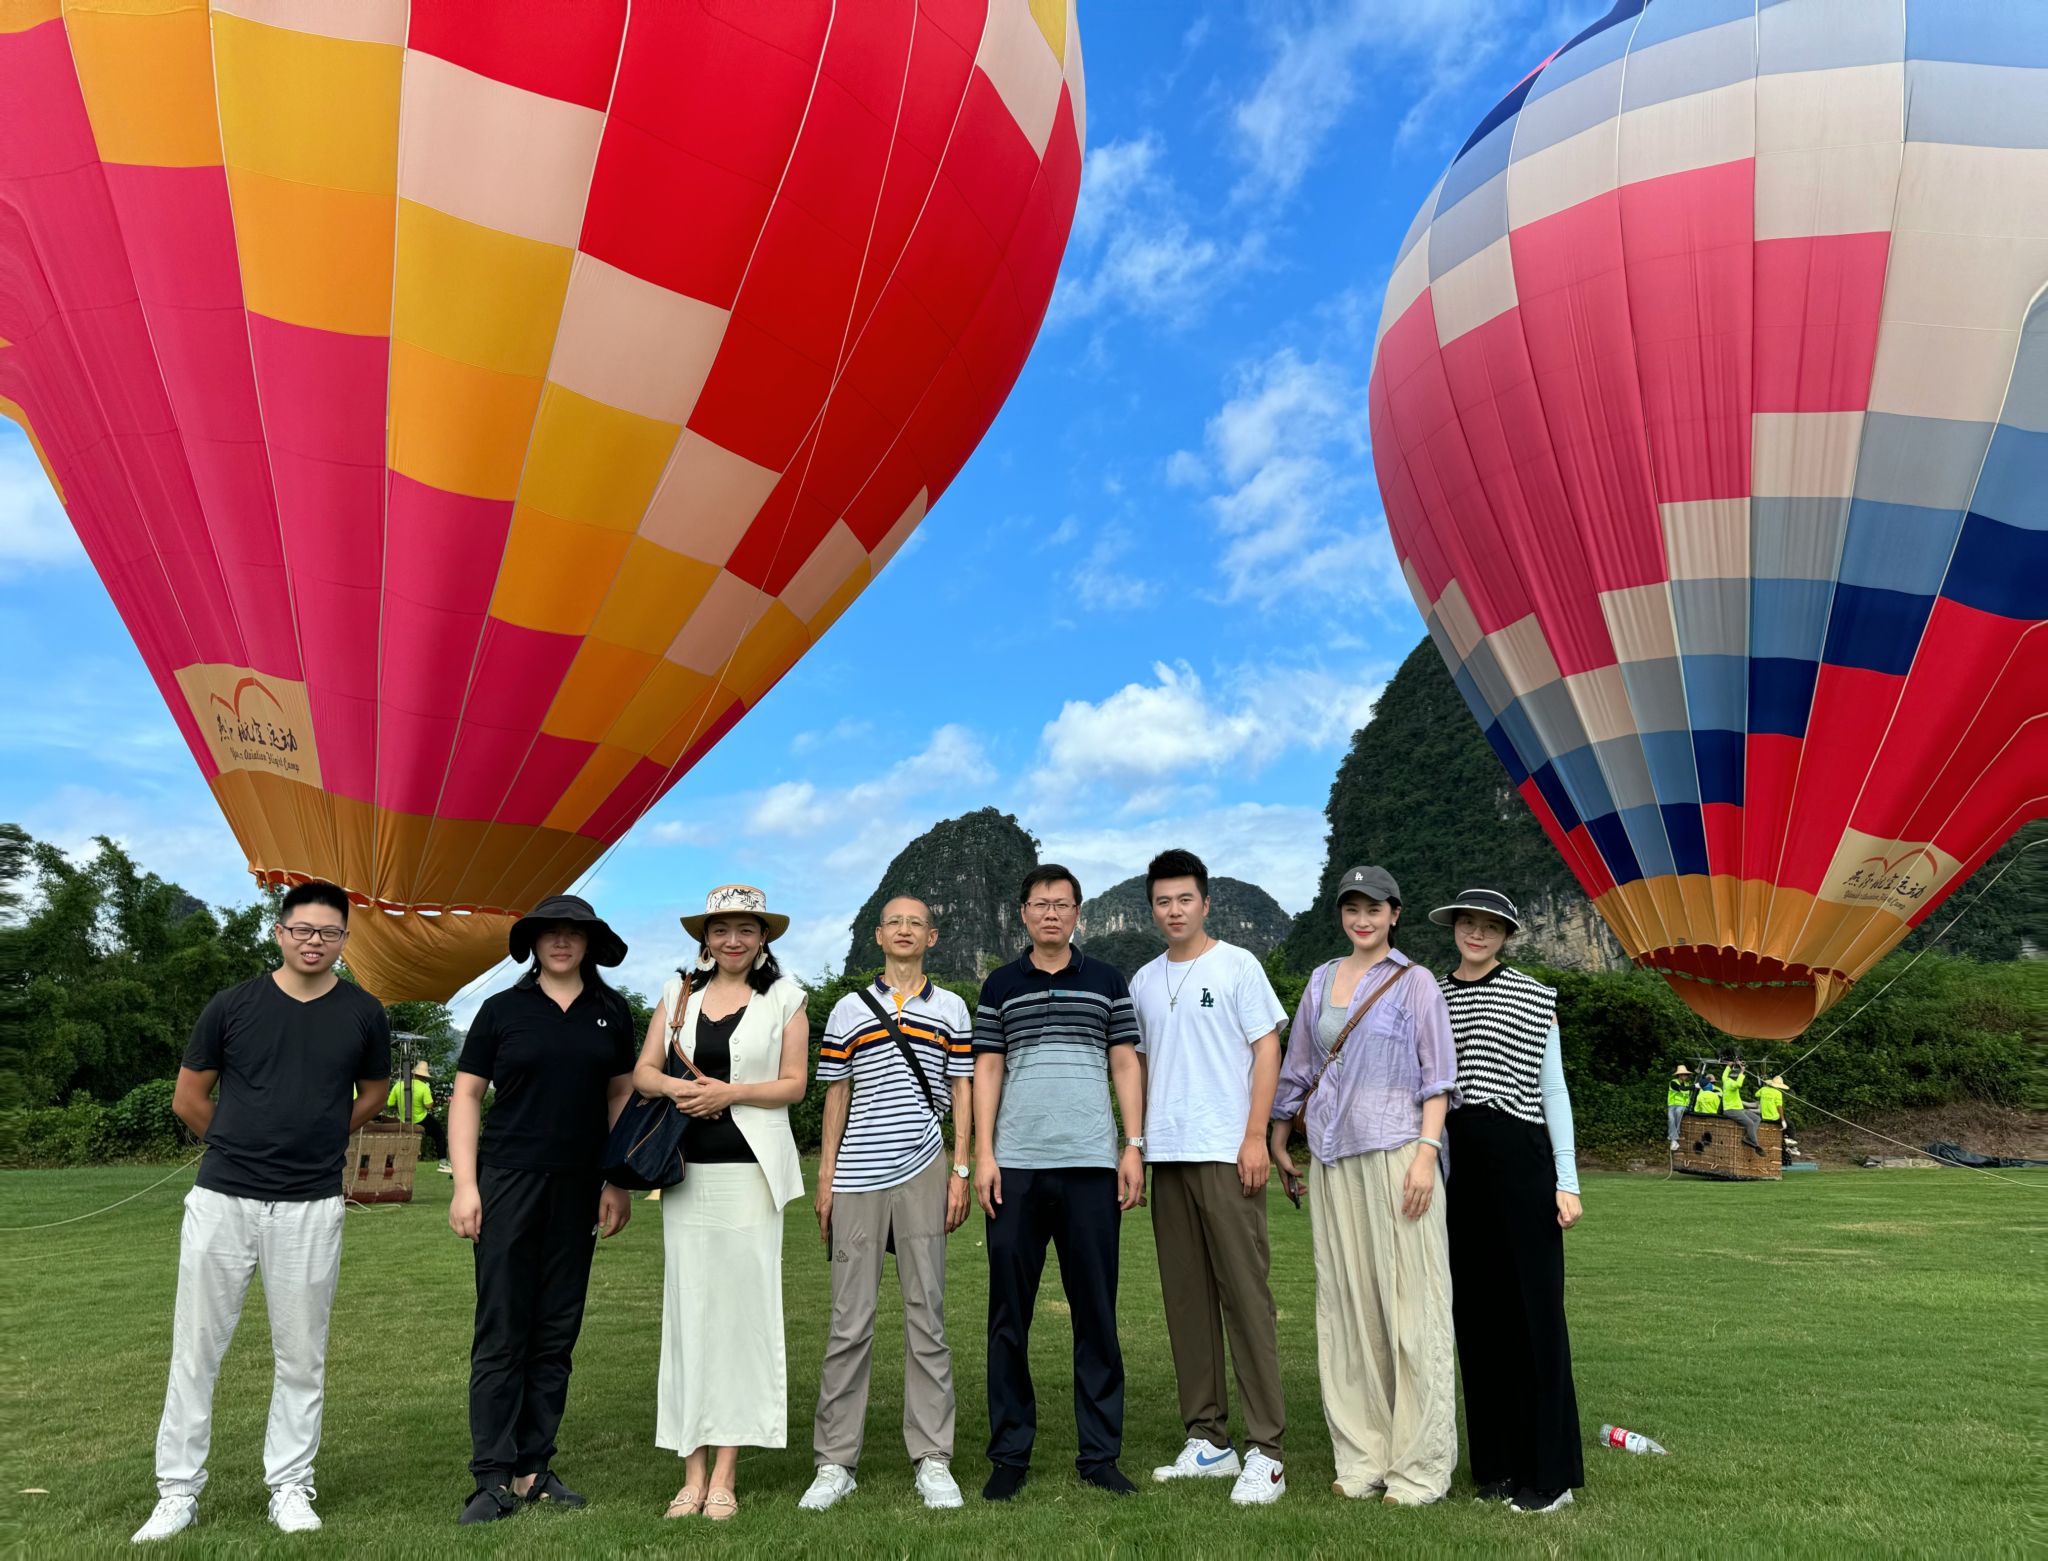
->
[[131, 882, 391, 1545]]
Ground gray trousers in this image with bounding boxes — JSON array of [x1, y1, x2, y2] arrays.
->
[[1724, 1108, 1763, 1148], [813, 1153, 954, 1469], [1667, 1105, 1684, 1141]]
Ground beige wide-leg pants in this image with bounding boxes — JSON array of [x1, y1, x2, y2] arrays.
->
[[1308, 1149, 1456, 1503]]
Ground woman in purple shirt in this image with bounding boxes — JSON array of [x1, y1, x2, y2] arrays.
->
[[1269, 865, 1458, 1507]]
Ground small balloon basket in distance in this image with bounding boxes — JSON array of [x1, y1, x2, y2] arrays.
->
[[1674, 1116, 1782, 1182], [345, 1120, 422, 1205]]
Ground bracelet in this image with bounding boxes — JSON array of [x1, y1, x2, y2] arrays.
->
[[1418, 1135, 1443, 1151]]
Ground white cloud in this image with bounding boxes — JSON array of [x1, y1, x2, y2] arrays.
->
[[0, 428, 84, 576], [1163, 449, 1208, 488], [17, 783, 251, 914], [1068, 525, 1155, 611], [1230, 1, 1597, 199], [1052, 135, 1264, 328], [745, 724, 994, 839], [1030, 661, 1382, 804], [1182, 346, 1406, 608], [1038, 801, 1332, 914]]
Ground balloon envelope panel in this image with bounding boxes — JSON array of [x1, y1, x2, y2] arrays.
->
[[1368, 0, 2046, 1038], [0, 0, 1084, 998]]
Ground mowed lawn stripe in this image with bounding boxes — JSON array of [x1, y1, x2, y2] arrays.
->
[[1, 1165, 2041, 1559]]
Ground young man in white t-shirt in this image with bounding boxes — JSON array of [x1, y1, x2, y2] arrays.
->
[[1128, 849, 1290, 1505]]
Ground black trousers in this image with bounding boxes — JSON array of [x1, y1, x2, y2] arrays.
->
[[1445, 1106, 1584, 1494], [469, 1164, 600, 1485], [985, 1166, 1124, 1472], [419, 1113, 447, 1160]]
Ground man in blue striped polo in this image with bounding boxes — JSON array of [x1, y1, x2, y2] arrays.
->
[[972, 864, 1146, 1501], [801, 896, 975, 1513]]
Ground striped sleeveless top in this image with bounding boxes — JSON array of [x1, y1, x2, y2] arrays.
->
[[1438, 965, 1556, 1125]]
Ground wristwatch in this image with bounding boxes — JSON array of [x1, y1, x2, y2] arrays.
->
[[953, 1163, 971, 1179], [1125, 1135, 1145, 1154]]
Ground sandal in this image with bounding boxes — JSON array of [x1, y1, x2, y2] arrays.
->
[[664, 1485, 704, 1519], [704, 1488, 739, 1522]]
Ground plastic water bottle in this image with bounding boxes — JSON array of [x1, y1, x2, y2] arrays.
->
[[1600, 1424, 1666, 1455]]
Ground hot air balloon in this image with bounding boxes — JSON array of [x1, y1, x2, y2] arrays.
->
[[0, 0, 1083, 999], [1369, 0, 2045, 1038]]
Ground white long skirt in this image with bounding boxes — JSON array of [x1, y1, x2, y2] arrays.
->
[[656, 1162, 788, 1453]]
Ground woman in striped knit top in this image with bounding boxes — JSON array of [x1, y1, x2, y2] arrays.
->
[[1430, 888, 1583, 1517]]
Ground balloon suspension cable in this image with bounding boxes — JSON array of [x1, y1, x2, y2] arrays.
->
[[1778, 838, 2042, 1080], [1778, 1091, 2043, 1194], [0, 1152, 202, 1233], [1767, 837, 2045, 1195]]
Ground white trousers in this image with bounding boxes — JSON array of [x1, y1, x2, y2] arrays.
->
[[153, 1186, 345, 1496]]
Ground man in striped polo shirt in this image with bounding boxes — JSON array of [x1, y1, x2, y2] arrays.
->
[[801, 897, 975, 1514], [973, 865, 1146, 1501]]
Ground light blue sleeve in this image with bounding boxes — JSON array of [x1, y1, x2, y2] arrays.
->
[[1539, 1024, 1580, 1195]]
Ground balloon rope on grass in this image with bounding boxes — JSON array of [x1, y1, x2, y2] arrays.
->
[[0, 1153, 202, 1233], [1778, 1092, 2044, 1194], [1778, 838, 2043, 1079]]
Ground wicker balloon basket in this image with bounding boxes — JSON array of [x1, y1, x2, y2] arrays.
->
[[1675, 1114, 1783, 1181], [345, 1119, 422, 1204]]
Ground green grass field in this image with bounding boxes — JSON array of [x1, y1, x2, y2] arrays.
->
[[1, 1161, 2040, 1560]]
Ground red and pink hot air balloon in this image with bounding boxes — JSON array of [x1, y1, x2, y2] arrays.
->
[[0, 0, 1083, 997]]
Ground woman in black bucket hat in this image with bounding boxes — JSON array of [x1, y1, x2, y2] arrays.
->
[[447, 895, 639, 1525], [1429, 888, 1584, 1516]]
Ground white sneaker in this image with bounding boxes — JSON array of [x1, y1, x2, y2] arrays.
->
[[914, 1457, 963, 1509], [1230, 1449, 1285, 1505], [1153, 1437, 1239, 1482], [797, 1463, 857, 1511], [268, 1485, 321, 1533], [131, 1496, 197, 1543]]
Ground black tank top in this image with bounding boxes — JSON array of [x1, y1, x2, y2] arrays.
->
[[684, 1004, 755, 1164]]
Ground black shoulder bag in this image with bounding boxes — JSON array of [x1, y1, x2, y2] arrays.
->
[[599, 976, 698, 1190]]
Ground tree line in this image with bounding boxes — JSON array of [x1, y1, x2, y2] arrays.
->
[[0, 826, 2039, 1166]]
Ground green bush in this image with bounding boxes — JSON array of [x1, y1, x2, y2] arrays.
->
[[0, 1078, 191, 1167]]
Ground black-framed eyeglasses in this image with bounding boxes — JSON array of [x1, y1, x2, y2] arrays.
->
[[278, 923, 347, 945]]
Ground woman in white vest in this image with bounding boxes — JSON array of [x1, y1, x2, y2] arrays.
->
[[633, 885, 809, 1522]]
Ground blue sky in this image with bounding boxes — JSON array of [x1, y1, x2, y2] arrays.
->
[[0, 1, 1595, 1014]]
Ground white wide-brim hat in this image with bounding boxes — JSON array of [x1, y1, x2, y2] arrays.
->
[[681, 883, 790, 943]]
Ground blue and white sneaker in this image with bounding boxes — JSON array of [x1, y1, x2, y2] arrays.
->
[[1153, 1438, 1240, 1482]]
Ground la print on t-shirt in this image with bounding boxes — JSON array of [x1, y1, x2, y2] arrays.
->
[[1131, 940, 1288, 1164]]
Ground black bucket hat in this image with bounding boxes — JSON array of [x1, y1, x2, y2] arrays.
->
[[1428, 887, 1522, 935], [508, 894, 627, 967]]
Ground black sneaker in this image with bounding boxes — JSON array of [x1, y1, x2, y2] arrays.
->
[[982, 1465, 1028, 1502], [1079, 1463, 1136, 1496], [1510, 1485, 1574, 1514], [524, 1470, 586, 1508], [459, 1485, 521, 1525], [1473, 1479, 1514, 1503]]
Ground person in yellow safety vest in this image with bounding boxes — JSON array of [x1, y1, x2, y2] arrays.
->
[[1666, 1066, 1692, 1151], [1757, 1075, 1794, 1162], [385, 1062, 448, 1166], [1719, 1061, 1764, 1153], [1692, 1075, 1721, 1115]]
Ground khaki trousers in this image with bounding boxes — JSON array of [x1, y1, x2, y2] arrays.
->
[[812, 1153, 955, 1468], [1308, 1149, 1456, 1503], [1150, 1161, 1286, 1459]]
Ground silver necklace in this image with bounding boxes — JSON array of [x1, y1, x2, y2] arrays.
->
[[1166, 940, 1212, 1009]]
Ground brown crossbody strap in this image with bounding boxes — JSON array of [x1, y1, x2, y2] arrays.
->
[[664, 973, 701, 1078], [1305, 964, 1412, 1102]]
